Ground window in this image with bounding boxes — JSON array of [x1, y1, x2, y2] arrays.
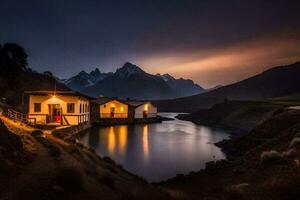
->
[[34, 103, 41, 112], [67, 103, 75, 113], [85, 104, 87, 113], [80, 104, 82, 113]]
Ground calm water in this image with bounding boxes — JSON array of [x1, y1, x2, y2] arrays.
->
[[78, 113, 229, 182]]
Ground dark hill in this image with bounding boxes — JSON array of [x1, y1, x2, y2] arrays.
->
[[0, 43, 69, 108], [155, 61, 300, 112], [161, 107, 300, 200]]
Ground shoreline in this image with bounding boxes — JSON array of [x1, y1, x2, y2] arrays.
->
[[71, 113, 229, 184]]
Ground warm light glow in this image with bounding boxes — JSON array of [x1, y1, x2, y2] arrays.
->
[[48, 94, 60, 104], [144, 104, 148, 111], [120, 107, 124, 112], [118, 126, 127, 155], [143, 125, 149, 160], [138, 33, 300, 88], [108, 126, 116, 154]]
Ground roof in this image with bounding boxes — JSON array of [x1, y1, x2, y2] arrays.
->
[[93, 97, 152, 108], [93, 97, 113, 105], [24, 90, 94, 100], [124, 101, 145, 107]]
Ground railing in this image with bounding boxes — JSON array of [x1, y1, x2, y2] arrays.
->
[[7, 109, 27, 123], [100, 113, 128, 118], [78, 113, 90, 123]]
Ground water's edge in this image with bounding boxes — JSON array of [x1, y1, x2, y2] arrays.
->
[[77, 113, 230, 182]]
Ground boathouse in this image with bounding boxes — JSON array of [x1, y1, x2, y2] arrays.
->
[[26, 91, 91, 126], [126, 101, 157, 119], [90, 97, 158, 124]]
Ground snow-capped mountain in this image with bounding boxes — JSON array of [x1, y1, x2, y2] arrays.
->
[[156, 73, 205, 97], [63, 68, 111, 91], [65, 62, 204, 99]]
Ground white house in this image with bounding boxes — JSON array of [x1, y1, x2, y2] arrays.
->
[[26, 91, 91, 126]]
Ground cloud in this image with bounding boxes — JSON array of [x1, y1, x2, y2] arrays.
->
[[138, 32, 300, 88]]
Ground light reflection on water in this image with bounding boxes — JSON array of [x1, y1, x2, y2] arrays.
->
[[78, 113, 229, 182]]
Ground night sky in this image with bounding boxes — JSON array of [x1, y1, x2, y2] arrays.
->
[[1, 0, 300, 88]]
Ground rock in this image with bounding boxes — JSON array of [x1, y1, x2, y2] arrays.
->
[[64, 136, 76, 144], [31, 130, 43, 137]]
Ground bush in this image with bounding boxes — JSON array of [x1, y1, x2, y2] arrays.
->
[[260, 150, 283, 164], [290, 137, 300, 149], [55, 167, 83, 192]]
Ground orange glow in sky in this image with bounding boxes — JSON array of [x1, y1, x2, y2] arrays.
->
[[138, 33, 300, 88]]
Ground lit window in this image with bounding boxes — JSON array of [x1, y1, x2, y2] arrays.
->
[[67, 103, 75, 113], [34, 103, 41, 112]]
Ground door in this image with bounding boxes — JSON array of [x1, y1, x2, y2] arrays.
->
[[110, 107, 115, 118], [48, 104, 61, 123], [143, 110, 147, 118], [53, 107, 61, 123]]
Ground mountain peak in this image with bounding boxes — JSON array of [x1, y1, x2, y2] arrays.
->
[[90, 68, 101, 77], [115, 62, 145, 78], [78, 70, 88, 75], [161, 73, 175, 81]]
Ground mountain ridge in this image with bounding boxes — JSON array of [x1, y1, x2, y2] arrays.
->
[[64, 62, 204, 99], [154, 61, 300, 112]]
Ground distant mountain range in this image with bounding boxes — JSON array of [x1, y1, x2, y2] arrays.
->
[[64, 62, 204, 99], [155, 61, 300, 112]]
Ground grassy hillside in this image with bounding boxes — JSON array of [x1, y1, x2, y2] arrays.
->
[[161, 108, 300, 200], [155, 61, 300, 112], [177, 101, 285, 135], [0, 117, 169, 200]]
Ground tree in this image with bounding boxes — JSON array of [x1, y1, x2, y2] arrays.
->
[[2, 43, 28, 70]]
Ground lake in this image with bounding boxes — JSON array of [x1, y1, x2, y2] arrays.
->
[[78, 113, 229, 182]]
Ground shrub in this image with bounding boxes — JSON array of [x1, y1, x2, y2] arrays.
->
[[260, 150, 283, 164], [55, 167, 83, 192], [290, 137, 300, 149]]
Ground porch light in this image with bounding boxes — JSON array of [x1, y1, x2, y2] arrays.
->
[[144, 104, 148, 111]]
